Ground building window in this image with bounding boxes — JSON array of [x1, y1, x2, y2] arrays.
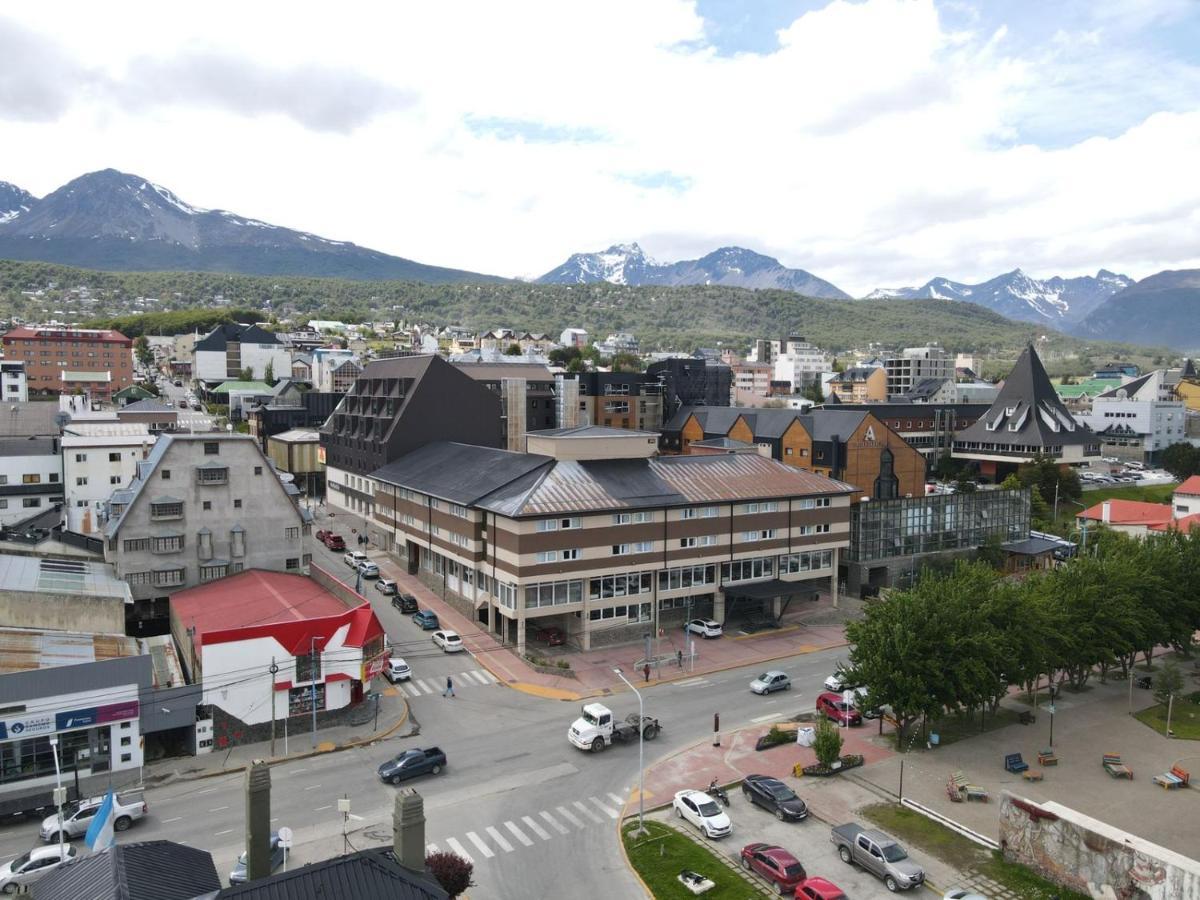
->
[[126, 571, 152, 585], [742, 529, 776, 541], [797, 497, 832, 509], [254, 466, 263, 475], [200, 563, 228, 581], [74, 453, 87, 462], [590, 572, 653, 599], [152, 568, 185, 587], [448, 503, 469, 518], [234, 499, 242, 509], [75, 476, 88, 486], [196, 466, 228, 484], [612, 544, 631, 556], [48, 473, 58, 483], [295, 648, 321, 683], [524, 580, 583, 608], [203, 442, 220, 455], [657, 565, 716, 591], [678, 535, 717, 549], [161, 470, 170, 480], [109, 452, 121, 462], [150, 502, 183, 520], [22, 498, 41, 508], [152, 535, 184, 553], [124, 537, 151, 552], [722, 556, 775, 582], [559, 517, 581, 530], [798, 523, 831, 536], [535, 519, 558, 532], [285, 526, 300, 539], [536, 549, 580, 563], [202, 500, 212, 511], [286, 557, 299, 570], [612, 511, 651, 524], [302, 553, 312, 566], [680, 506, 717, 519], [21, 474, 40, 484]]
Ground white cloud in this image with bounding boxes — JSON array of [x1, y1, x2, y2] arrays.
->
[[0, 0, 1198, 295]]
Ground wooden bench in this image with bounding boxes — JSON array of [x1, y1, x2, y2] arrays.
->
[[1018, 710, 1035, 725], [1005, 753, 1029, 774], [1152, 766, 1190, 790], [1022, 769, 1044, 782], [1102, 753, 1133, 780], [964, 785, 990, 802], [1037, 749, 1058, 766]]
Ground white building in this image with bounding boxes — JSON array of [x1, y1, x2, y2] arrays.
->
[[747, 336, 825, 367], [560, 328, 589, 349], [312, 348, 359, 392], [193, 323, 290, 385], [1081, 370, 1197, 464], [0, 437, 63, 527], [884, 345, 953, 397], [1, 361, 28, 402], [62, 430, 156, 534], [596, 332, 639, 356], [773, 346, 829, 393]]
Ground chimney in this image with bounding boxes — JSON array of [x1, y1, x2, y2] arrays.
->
[[1101, 501, 1111, 524], [393, 788, 426, 873], [244, 759, 272, 881]]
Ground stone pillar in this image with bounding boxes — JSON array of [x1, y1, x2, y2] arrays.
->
[[831, 547, 840, 609], [771, 595, 783, 619], [713, 590, 726, 621], [516, 606, 526, 657], [244, 759, 271, 882], [393, 788, 426, 873]]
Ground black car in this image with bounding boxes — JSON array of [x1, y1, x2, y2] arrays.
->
[[392, 593, 418, 613], [377, 747, 446, 784], [742, 774, 808, 821]]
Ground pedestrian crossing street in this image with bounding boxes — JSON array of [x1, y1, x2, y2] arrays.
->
[[394, 669, 498, 698], [427, 793, 628, 865]]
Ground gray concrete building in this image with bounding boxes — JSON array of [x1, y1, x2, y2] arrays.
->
[[102, 434, 311, 634]]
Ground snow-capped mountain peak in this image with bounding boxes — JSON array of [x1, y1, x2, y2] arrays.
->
[[0, 181, 34, 225]]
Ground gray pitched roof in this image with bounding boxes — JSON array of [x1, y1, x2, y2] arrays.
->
[[195, 322, 281, 351], [117, 399, 176, 414], [33, 840, 221, 900], [370, 442, 554, 504], [0, 401, 63, 437], [955, 345, 1096, 448], [905, 377, 948, 400], [0, 436, 58, 457], [216, 848, 447, 899], [1097, 371, 1154, 399], [802, 409, 870, 443]]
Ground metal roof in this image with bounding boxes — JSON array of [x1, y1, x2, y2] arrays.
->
[[216, 847, 447, 899], [0, 401, 63, 437], [0, 554, 131, 602], [371, 442, 554, 504], [34, 840, 221, 900], [528, 425, 658, 438], [0, 628, 138, 675], [117, 399, 176, 414]]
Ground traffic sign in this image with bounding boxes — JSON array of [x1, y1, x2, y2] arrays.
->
[[278, 826, 294, 848]]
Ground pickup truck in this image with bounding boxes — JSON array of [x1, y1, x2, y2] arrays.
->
[[568, 702, 661, 752], [40, 792, 148, 842], [316, 530, 345, 550], [377, 747, 447, 784], [830, 823, 925, 892]]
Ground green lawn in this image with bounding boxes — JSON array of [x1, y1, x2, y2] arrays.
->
[[1135, 698, 1200, 740], [622, 820, 759, 899], [861, 803, 1089, 900], [1051, 482, 1177, 532]]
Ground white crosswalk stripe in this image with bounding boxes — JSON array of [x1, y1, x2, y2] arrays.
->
[[415, 678, 436, 695], [468, 670, 492, 685], [445, 837, 474, 864], [465, 831, 495, 859], [607, 792, 626, 807], [485, 825, 515, 853], [672, 677, 710, 687], [478, 669, 499, 683], [573, 800, 603, 824], [589, 796, 619, 819], [556, 805, 586, 829], [523, 815, 553, 840], [539, 810, 569, 835], [504, 820, 534, 846], [426, 843, 439, 854]]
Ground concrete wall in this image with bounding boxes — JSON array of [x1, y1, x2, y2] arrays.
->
[[998, 793, 1200, 899], [0, 588, 126, 634]]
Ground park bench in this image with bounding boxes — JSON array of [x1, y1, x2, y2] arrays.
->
[[1102, 753, 1133, 779], [1152, 766, 1190, 790], [1004, 753, 1029, 774], [1018, 710, 1035, 725], [947, 770, 990, 802], [1037, 749, 1058, 766], [1022, 770, 1044, 782]]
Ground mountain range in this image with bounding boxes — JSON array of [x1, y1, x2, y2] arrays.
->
[[1074, 269, 1200, 349], [0, 169, 502, 283], [537, 243, 852, 298]]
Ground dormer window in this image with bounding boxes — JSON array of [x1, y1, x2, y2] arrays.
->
[[150, 499, 184, 520]]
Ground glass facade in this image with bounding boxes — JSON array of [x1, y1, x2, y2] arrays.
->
[[846, 488, 1029, 563]]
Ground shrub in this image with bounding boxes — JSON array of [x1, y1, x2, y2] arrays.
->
[[813, 716, 843, 769], [555, 659, 571, 669], [426, 850, 474, 898]]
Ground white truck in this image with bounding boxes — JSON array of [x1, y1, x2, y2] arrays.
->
[[39, 792, 148, 843], [568, 702, 661, 752]]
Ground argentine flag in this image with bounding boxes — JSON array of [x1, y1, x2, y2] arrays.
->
[[85, 791, 116, 851]]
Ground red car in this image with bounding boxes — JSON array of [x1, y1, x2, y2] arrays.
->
[[740, 843, 806, 895], [795, 876, 848, 899], [815, 692, 862, 726], [316, 530, 346, 551]]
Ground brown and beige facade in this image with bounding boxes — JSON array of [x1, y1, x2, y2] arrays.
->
[[367, 431, 852, 653]]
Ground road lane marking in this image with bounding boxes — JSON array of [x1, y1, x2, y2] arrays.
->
[[314, 805, 332, 811], [467, 670, 491, 685], [214, 829, 233, 836], [465, 830, 495, 859], [485, 825, 514, 853], [573, 800, 603, 824], [539, 811, 569, 835], [426, 842, 439, 855], [209, 806, 229, 812], [523, 815, 552, 840], [196, 788, 218, 795], [162, 817, 182, 824], [445, 837, 474, 864], [607, 792, 626, 806], [304, 784, 322, 791], [751, 712, 784, 723], [504, 820, 534, 846], [556, 805, 586, 829], [291, 768, 308, 774], [589, 797, 619, 819]]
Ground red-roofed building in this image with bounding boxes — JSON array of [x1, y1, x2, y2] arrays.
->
[[1151, 513, 1200, 535], [1, 325, 133, 400], [1076, 499, 1175, 538], [170, 566, 387, 744], [1175, 476, 1200, 518]]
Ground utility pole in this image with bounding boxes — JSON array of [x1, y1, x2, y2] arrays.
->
[[269, 658, 279, 758], [310, 637, 318, 750]]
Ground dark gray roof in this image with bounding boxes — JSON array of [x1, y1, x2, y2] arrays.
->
[[216, 848, 447, 899], [689, 437, 758, 450], [34, 840, 221, 900], [0, 401, 63, 437], [528, 425, 657, 438], [955, 345, 1096, 448], [832, 367, 880, 382], [801, 409, 871, 444], [117, 399, 176, 414], [1002, 537, 1063, 556], [816, 401, 991, 419], [663, 406, 803, 440], [195, 322, 281, 351], [904, 377, 948, 400], [371, 441, 553, 504], [0, 436, 57, 457], [1098, 371, 1154, 399]]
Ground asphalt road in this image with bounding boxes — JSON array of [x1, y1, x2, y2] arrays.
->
[[0, 532, 852, 897]]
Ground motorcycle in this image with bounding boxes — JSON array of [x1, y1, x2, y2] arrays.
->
[[708, 781, 730, 807], [1134, 674, 1153, 690]]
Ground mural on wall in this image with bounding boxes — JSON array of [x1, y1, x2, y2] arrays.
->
[[998, 793, 1196, 900]]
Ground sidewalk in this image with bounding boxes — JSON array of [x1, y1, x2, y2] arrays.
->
[[318, 505, 852, 700]]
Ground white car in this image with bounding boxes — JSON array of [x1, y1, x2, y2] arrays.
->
[[0, 845, 76, 893], [343, 550, 368, 568], [687, 619, 723, 638], [673, 789, 731, 839], [385, 657, 411, 682], [357, 561, 380, 578], [432, 630, 465, 653], [823, 671, 856, 692]]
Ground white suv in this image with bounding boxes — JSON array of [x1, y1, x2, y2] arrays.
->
[[687, 619, 723, 638], [673, 789, 731, 839], [385, 657, 411, 682], [343, 550, 368, 568]]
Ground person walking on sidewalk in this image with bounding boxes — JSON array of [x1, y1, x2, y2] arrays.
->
[[676, 649, 683, 668], [643, 663, 650, 683], [443, 675, 455, 698]]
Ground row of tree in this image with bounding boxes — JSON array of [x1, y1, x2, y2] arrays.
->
[[845, 528, 1200, 747]]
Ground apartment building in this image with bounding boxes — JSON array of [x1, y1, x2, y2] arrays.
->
[[102, 433, 310, 633], [452, 361, 557, 449], [1080, 370, 1196, 464], [821, 402, 989, 461], [556, 371, 663, 432], [0, 437, 63, 527], [747, 336, 825, 369], [193, 323, 290, 386], [62, 429, 156, 534], [827, 367, 886, 403], [0, 326, 133, 400], [1, 361, 28, 402], [883, 345, 952, 398], [370, 432, 852, 653], [729, 361, 773, 406]]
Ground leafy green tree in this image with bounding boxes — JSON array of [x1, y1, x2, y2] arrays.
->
[[1161, 442, 1200, 481], [975, 534, 1005, 570], [610, 352, 643, 373], [954, 476, 978, 494], [133, 335, 153, 368], [238, 366, 254, 382], [548, 347, 581, 367], [812, 716, 843, 768], [1154, 660, 1184, 707], [504, 343, 522, 356], [801, 381, 826, 404], [264, 359, 276, 386], [932, 452, 960, 481], [566, 357, 585, 374]]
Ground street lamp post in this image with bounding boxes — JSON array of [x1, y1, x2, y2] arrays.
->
[[49, 737, 66, 862], [613, 667, 646, 837]]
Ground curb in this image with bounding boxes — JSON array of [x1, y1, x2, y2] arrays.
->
[[146, 698, 411, 786]]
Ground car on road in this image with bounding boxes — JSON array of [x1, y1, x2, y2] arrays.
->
[[375, 578, 398, 595], [412, 609, 439, 630], [672, 789, 731, 839], [0, 844, 77, 894], [739, 843, 807, 895], [822, 670, 857, 692], [357, 561, 380, 579], [173, 379, 182, 387], [39, 793, 148, 842], [816, 692, 862, 726], [795, 876, 848, 899], [316, 530, 346, 550], [343, 550, 368, 568], [377, 747, 446, 784], [741, 774, 808, 821], [530, 623, 565, 645], [385, 657, 411, 682], [392, 593, 419, 613], [229, 831, 286, 884], [749, 671, 791, 695], [432, 630, 464, 652], [687, 619, 723, 638]]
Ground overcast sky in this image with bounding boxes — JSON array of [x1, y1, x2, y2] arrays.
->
[[2, 0, 1198, 294]]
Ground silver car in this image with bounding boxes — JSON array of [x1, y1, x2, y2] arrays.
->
[[229, 832, 286, 884], [750, 671, 791, 695], [0, 845, 76, 893]]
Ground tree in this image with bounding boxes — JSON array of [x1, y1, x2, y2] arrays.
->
[[133, 335, 153, 368], [1154, 660, 1184, 707], [566, 357, 585, 374], [954, 476, 978, 494], [504, 342, 522, 356], [932, 452, 961, 481], [812, 716, 843, 768], [610, 352, 643, 373], [801, 381, 825, 404], [426, 850, 474, 898], [831, 358, 845, 373], [975, 533, 1005, 569], [549, 346, 581, 367], [1161, 442, 1200, 481], [263, 359, 276, 386], [238, 366, 254, 382]]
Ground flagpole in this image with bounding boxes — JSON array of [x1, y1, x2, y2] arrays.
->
[[49, 738, 65, 864]]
